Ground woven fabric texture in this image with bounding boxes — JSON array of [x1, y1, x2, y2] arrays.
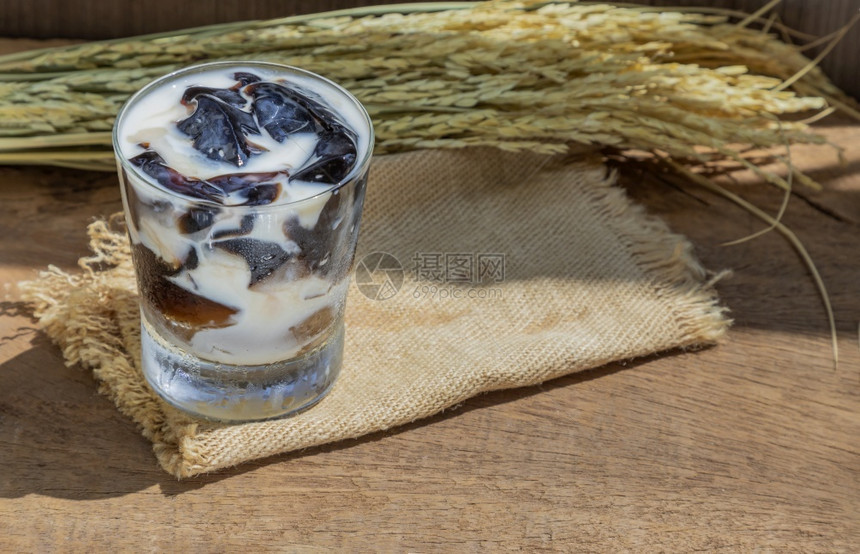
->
[[20, 148, 729, 477]]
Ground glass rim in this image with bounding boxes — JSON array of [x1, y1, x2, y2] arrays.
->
[[112, 60, 374, 210]]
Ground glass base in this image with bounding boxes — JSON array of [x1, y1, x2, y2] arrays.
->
[[140, 317, 343, 422]]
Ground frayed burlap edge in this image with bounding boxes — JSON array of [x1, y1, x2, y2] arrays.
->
[[581, 167, 730, 349]]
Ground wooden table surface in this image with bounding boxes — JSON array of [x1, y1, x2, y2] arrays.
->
[[1, 43, 859, 552]]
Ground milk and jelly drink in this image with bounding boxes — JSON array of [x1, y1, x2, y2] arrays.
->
[[113, 62, 373, 421]]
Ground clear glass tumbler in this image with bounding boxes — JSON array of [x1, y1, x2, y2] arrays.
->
[[112, 61, 373, 421]]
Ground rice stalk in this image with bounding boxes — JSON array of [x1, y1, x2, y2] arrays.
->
[[0, 0, 854, 364], [664, 157, 839, 369]]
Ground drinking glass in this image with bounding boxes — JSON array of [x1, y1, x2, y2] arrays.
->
[[113, 61, 373, 421]]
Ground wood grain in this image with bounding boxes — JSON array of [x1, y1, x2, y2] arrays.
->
[[0, 0, 857, 99], [0, 40, 858, 551]]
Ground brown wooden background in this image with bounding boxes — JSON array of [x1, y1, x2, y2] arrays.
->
[[0, 0, 858, 99], [1, 13, 858, 549]]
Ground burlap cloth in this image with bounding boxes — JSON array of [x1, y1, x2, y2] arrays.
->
[[19, 148, 729, 478]]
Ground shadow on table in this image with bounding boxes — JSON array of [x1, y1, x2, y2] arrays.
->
[[0, 329, 679, 499], [616, 162, 860, 340]]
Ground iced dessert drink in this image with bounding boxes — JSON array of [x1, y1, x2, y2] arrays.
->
[[113, 62, 373, 421]]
